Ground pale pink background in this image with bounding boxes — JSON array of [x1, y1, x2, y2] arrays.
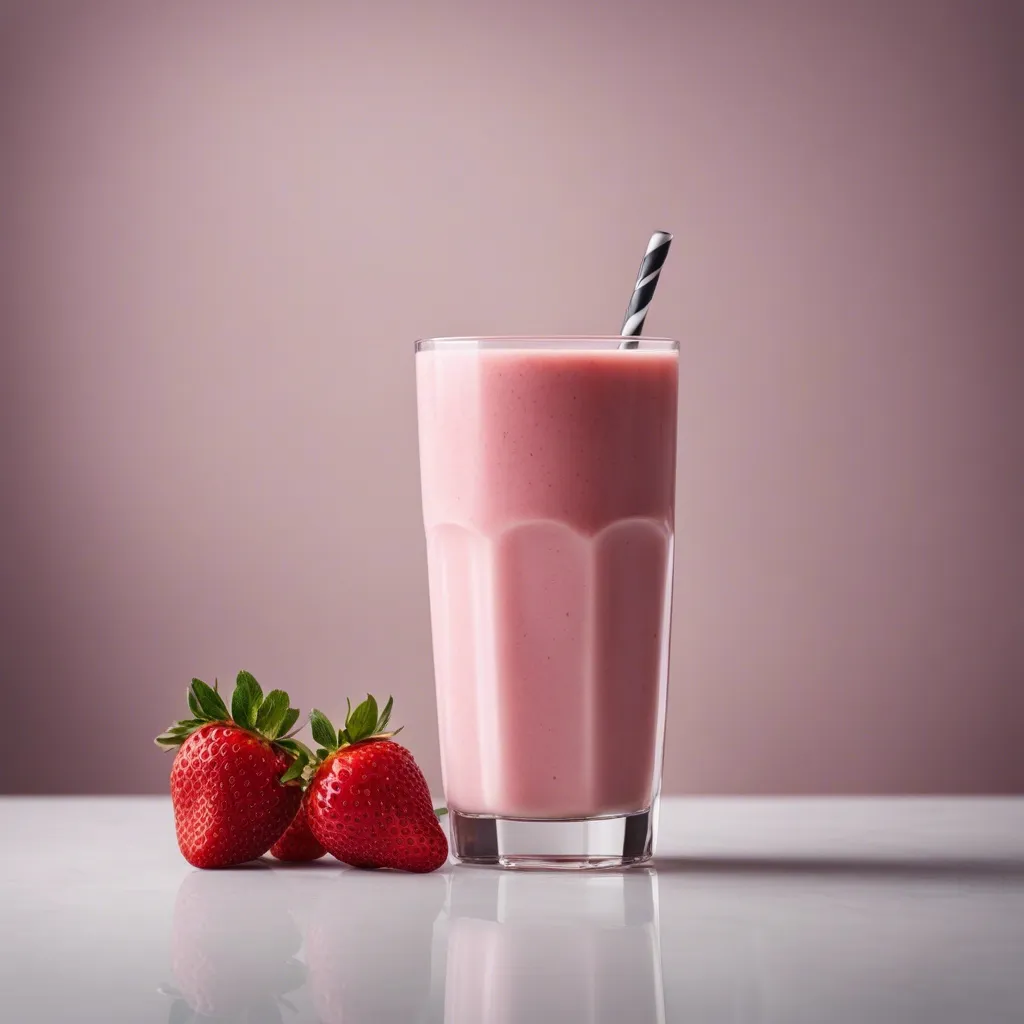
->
[[1, 1, 1022, 795]]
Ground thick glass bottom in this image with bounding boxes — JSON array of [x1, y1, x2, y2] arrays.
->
[[449, 807, 655, 870]]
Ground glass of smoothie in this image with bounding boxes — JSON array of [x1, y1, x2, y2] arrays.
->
[[416, 336, 678, 868]]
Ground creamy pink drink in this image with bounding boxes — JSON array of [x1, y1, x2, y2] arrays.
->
[[416, 337, 678, 867]]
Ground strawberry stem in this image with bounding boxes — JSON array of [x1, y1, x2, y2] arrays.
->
[[307, 694, 401, 763], [154, 673, 306, 762]]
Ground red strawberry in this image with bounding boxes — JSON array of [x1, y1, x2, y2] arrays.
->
[[156, 672, 313, 868], [271, 791, 327, 862], [305, 696, 448, 873]]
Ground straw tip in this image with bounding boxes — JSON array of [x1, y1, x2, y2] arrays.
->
[[645, 231, 673, 254]]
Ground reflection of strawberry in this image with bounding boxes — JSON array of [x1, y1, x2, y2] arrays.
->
[[169, 868, 305, 1018], [271, 791, 327, 861], [304, 870, 447, 1023], [155, 672, 312, 868], [305, 696, 448, 872]]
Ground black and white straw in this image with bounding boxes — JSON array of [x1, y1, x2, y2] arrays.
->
[[619, 230, 673, 347]]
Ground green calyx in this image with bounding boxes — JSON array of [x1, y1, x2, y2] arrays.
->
[[307, 694, 401, 760], [155, 672, 313, 783]]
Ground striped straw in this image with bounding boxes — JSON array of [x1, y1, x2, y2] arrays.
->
[[619, 230, 673, 347]]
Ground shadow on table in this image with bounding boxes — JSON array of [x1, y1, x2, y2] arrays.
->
[[653, 854, 1024, 882]]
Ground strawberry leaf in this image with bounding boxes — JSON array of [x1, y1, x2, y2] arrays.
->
[[255, 689, 290, 737], [315, 747, 330, 760], [154, 719, 203, 749], [346, 695, 378, 743], [191, 679, 229, 722], [233, 671, 263, 727], [231, 686, 253, 727], [236, 670, 262, 700], [376, 695, 394, 733], [187, 685, 206, 721], [280, 751, 308, 784], [435, 807, 448, 817], [276, 737, 313, 761], [309, 709, 337, 750], [276, 707, 301, 738]]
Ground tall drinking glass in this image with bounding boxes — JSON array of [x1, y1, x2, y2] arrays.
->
[[416, 337, 678, 868]]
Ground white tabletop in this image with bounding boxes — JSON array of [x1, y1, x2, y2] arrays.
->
[[2, 797, 1022, 1023]]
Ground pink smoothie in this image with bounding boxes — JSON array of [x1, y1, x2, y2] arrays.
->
[[416, 340, 678, 819]]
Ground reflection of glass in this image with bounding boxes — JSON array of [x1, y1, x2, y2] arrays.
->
[[163, 869, 304, 1022], [443, 868, 665, 1023]]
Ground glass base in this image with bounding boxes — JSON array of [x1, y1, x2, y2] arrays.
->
[[449, 808, 654, 870]]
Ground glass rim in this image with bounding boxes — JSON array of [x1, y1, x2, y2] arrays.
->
[[415, 335, 679, 353]]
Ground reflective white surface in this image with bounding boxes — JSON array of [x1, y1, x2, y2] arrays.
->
[[1, 797, 1022, 1022]]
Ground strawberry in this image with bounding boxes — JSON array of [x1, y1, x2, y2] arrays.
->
[[156, 672, 313, 869], [271, 791, 327, 862], [305, 696, 448, 873]]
